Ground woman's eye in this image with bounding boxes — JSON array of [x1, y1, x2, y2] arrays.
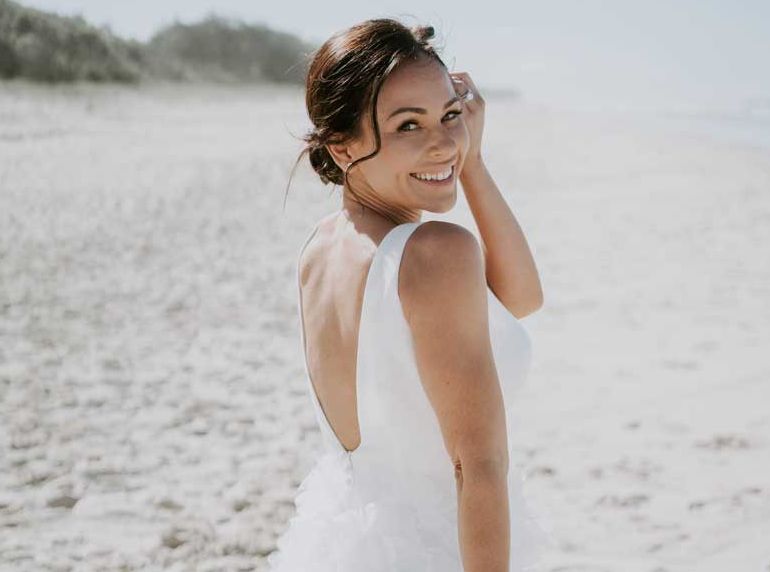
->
[[398, 110, 463, 132]]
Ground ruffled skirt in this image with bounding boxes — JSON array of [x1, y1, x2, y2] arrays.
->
[[266, 450, 552, 571]]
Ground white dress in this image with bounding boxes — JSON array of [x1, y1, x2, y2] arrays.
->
[[267, 221, 553, 571]]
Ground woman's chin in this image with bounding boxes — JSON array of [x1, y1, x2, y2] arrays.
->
[[431, 189, 458, 213]]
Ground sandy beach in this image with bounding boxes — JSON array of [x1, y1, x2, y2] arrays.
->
[[1, 80, 768, 571]]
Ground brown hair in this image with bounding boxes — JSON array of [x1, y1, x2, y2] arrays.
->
[[283, 17, 447, 209]]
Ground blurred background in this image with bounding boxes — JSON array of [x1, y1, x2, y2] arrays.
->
[[1, 1, 768, 571]]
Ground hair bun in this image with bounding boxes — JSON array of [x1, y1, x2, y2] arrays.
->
[[412, 25, 434, 43], [307, 137, 344, 186]]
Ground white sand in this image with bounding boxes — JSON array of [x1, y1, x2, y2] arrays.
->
[[0, 80, 768, 571]]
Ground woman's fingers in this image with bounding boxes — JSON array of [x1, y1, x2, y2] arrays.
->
[[450, 71, 484, 105]]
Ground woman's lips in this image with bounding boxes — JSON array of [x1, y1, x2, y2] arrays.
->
[[410, 165, 455, 185]]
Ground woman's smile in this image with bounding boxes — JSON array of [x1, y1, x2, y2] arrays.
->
[[409, 164, 455, 185]]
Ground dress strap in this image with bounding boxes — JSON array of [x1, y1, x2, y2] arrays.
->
[[359, 221, 424, 328]]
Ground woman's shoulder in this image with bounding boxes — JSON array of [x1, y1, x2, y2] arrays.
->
[[400, 221, 486, 322], [410, 219, 478, 244]]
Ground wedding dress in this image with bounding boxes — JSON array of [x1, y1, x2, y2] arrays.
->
[[267, 221, 553, 571]]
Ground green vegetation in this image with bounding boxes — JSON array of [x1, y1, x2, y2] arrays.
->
[[0, 0, 314, 84]]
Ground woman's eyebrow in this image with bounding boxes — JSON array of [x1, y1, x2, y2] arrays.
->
[[386, 95, 461, 120]]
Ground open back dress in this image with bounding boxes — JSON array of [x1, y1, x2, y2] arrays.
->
[[267, 220, 553, 571]]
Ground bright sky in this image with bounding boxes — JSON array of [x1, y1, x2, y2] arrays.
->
[[19, 0, 770, 113]]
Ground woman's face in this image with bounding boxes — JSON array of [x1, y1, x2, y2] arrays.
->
[[339, 57, 470, 214]]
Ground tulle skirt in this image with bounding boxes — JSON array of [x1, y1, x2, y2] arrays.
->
[[266, 450, 553, 571]]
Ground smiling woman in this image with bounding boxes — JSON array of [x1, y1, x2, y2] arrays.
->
[[270, 16, 551, 572]]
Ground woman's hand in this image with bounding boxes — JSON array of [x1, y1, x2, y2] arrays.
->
[[450, 71, 485, 173]]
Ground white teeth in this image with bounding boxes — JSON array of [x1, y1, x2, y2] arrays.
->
[[412, 166, 453, 181]]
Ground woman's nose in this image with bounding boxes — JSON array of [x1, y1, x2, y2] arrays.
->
[[427, 128, 457, 156]]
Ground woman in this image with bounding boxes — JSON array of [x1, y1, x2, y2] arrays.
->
[[269, 18, 551, 572]]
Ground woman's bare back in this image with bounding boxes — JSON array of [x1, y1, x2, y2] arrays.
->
[[297, 212, 399, 453]]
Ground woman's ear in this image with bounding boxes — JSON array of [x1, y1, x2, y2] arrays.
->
[[325, 141, 355, 173]]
